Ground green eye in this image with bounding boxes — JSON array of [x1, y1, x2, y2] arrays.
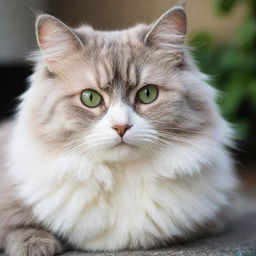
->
[[81, 89, 102, 108], [137, 84, 158, 104]]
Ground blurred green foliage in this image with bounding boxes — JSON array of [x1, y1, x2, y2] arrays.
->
[[189, 0, 256, 159]]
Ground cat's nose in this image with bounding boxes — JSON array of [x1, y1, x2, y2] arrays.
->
[[112, 124, 132, 137]]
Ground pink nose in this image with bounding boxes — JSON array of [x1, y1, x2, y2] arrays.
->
[[112, 124, 132, 137]]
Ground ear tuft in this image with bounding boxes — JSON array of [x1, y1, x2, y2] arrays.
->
[[177, 0, 187, 9], [145, 7, 187, 52], [36, 14, 83, 63]]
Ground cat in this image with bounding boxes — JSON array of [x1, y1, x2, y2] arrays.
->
[[0, 3, 238, 256]]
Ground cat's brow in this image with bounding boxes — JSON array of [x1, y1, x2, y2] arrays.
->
[[98, 68, 139, 92], [98, 83, 111, 91]]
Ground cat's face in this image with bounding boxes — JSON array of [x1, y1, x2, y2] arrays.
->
[[25, 7, 214, 163]]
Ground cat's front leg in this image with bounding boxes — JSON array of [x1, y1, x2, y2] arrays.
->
[[4, 227, 64, 256]]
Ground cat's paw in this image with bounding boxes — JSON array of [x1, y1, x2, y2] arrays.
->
[[5, 228, 64, 256], [24, 231, 63, 256]]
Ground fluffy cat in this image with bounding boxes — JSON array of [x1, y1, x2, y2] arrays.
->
[[0, 4, 238, 256]]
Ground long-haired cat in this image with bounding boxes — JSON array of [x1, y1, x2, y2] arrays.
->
[[0, 4, 237, 256]]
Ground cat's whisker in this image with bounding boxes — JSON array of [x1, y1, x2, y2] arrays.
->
[[166, 127, 210, 135], [147, 125, 211, 135], [158, 132, 199, 146], [155, 138, 216, 169]]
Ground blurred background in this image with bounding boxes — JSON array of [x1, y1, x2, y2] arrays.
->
[[0, 0, 255, 180]]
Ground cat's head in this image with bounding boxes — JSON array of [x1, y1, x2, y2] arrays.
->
[[20, 5, 222, 164]]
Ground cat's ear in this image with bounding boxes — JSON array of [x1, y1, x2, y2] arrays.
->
[[145, 7, 187, 52], [36, 14, 83, 65]]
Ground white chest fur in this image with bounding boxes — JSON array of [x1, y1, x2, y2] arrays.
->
[[8, 125, 237, 250], [11, 151, 236, 251]]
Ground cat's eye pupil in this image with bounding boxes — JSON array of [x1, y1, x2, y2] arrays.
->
[[137, 85, 158, 104], [81, 89, 102, 108]]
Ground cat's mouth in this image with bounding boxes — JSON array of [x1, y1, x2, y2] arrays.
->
[[110, 141, 136, 149]]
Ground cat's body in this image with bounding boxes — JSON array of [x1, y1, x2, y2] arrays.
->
[[0, 5, 237, 256]]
